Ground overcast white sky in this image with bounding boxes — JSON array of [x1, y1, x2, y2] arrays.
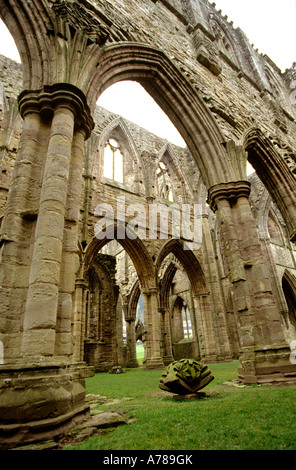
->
[[0, 0, 295, 147]]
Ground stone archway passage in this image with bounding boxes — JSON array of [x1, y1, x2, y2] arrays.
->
[[156, 240, 215, 361], [156, 238, 209, 296], [82, 227, 163, 370], [84, 224, 156, 290]]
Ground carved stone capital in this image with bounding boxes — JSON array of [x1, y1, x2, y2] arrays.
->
[[207, 180, 251, 212], [141, 287, 158, 296], [75, 278, 88, 289], [18, 83, 94, 139]]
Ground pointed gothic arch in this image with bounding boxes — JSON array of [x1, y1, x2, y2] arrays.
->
[[128, 279, 142, 322], [155, 143, 193, 203], [84, 224, 156, 290], [155, 238, 208, 296], [86, 43, 236, 190], [97, 116, 141, 182], [244, 127, 296, 241]]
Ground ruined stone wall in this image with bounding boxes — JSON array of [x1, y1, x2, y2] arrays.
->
[[2, 0, 296, 447], [83, 104, 198, 243], [1, 49, 295, 366], [79, 0, 296, 160], [249, 172, 296, 343], [0, 55, 23, 217]]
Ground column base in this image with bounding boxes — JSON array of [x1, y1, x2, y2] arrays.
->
[[126, 359, 140, 368], [238, 344, 296, 385], [142, 357, 164, 370], [162, 355, 174, 366], [0, 360, 94, 449]]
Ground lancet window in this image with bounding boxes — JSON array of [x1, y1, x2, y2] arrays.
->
[[103, 138, 124, 183], [157, 161, 173, 202]]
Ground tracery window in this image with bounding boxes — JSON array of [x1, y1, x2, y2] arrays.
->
[[172, 296, 192, 342], [103, 138, 123, 183], [181, 300, 192, 339], [157, 161, 173, 202]]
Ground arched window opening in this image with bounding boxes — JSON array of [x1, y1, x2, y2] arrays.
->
[[136, 295, 145, 364], [172, 296, 192, 342], [157, 161, 174, 202], [182, 299, 192, 339], [282, 275, 296, 329], [122, 307, 127, 344], [104, 138, 123, 183]]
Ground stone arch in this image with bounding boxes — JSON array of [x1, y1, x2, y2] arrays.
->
[[0, 1, 107, 91], [156, 242, 217, 361], [84, 224, 155, 290], [155, 143, 193, 204], [155, 238, 208, 297], [86, 43, 236, 190], [159, 261, 178, 310], [282, 270, 296, 337], [171, 295, 192, 342], [282, 270, 296, 299], [127, 280, 144, 359], [244, 127, 296, 241], [159, 260, 197, 358], [128, 280, 142, 322]]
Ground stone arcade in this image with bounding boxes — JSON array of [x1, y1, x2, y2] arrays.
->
[[0, 0, 296, 448]]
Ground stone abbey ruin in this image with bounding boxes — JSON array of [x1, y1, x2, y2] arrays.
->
[[0, 0, 296, 448]]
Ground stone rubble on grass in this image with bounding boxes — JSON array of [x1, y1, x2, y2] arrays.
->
[[222, 379, 246, 388]]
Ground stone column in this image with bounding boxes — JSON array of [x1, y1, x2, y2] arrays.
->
[[0, 84, 94, 448], [142, 287, 164, 369], [125, 318, 139, 368], [55, 128, 87, 358], [200, 211, 233, 361], [17, 85, 93, 361], [0, 111, 48, 360], [193, 293, 217, 361], [72, 278, 88, 363], [21, 103, 76, 358], [159, 306, 174, 365], [208, 179, 296, 384]]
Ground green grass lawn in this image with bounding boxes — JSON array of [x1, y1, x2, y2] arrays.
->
[[65, 360, 296, 451]]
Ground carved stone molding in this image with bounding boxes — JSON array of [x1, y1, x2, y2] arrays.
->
[[51, 0, 109, 46], [18, 83, 94, 138], [191, 27, 222, 76], [207, 180, 251, 212]]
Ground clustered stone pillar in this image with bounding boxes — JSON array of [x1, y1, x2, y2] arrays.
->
[[21, 104, 75, 358], [55, 129, 88, 358], [0, 110, 45, 360], [193, 293, 216, 361], [208, 178, 296, 384], [72, 278, 88, 362], [125, 318, 139, 368], [159, 306, 174, 365], [0, 84, 95, 449], [141, 287, 164, 369]]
